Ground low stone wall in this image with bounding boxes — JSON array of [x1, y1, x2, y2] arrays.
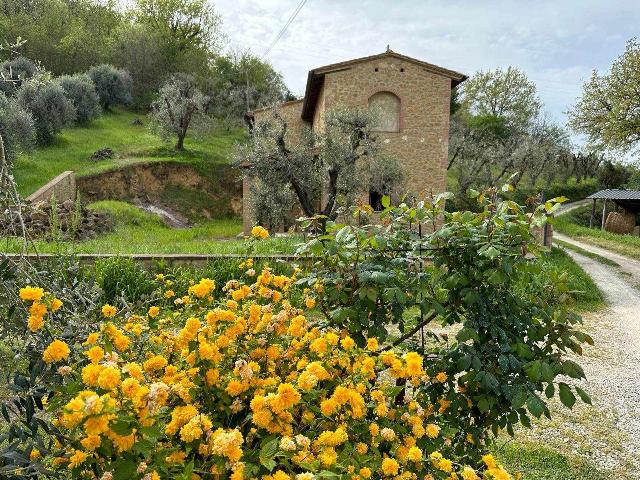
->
[[26, 171, 76, 204]]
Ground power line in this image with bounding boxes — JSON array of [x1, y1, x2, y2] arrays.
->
[[263, 0, 308, 59]]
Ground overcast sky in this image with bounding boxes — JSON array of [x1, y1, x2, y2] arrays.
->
[[214, 0, 639, 137]]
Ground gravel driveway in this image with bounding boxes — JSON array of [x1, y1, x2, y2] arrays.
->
[[531, 245, 640, 476]]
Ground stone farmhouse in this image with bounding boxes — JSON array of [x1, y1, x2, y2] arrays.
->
[[243, 49, 467, 234]]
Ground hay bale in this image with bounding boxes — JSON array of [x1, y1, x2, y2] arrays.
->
[[605, 211, 636, 234]]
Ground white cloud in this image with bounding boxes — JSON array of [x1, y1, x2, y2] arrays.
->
[[214, 0, 640, 127]]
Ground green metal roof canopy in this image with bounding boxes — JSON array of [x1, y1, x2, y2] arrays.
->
[[587, 189, 640, 213]]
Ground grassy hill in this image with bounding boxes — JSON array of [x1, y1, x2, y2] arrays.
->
[[14, 109, 245, 197]]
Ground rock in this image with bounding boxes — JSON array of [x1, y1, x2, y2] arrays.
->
[[89, 148, 114, 162], [131, 118, 144, 126]]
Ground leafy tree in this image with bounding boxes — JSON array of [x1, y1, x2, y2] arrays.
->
[[0, 0, 120, 74], [16, 77, 75, 145], [87, 64, 132, 110], [569, 38, 640, 154], [597, 159, 631, 189], [449, 68, 571, 204], [0, 56, 36, 95], [149, 73, 212, 150], [204, 51, 293, 126], [0, 91, 35, 162], [107, 22, 168, 109], [58, 73, 100, 123], [239, 108, 403, 228], [134, 0, 223, 53], [461, 66, 541, 132]]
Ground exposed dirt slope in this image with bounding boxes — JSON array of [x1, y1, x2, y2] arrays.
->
[[77, 162, 242, 223]]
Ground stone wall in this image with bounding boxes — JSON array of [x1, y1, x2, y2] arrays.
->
[[26, 170, 76, 204], [320, 57, 452, 198]]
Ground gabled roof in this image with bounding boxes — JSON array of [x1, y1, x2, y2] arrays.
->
[[301, 50, 467, 121]]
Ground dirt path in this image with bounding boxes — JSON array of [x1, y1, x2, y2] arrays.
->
[[555, 232, 640, 285], [546, 247, 640, 474]]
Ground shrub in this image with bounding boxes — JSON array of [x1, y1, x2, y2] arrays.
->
[[0, 56, 37, 95], [16, 79, 76, 145], [6, 269, 512, 480], [87, 64, 133, 110], [298, 187, 591, 455], [95, 256, 156, 304], [58, 73, 101, 123], [0, 91, 35, 163]]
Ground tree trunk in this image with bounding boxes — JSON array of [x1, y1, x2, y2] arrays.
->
[[175, 135, 185, 151]]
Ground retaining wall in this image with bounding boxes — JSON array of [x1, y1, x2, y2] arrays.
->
[[26, 171, 76, 204]]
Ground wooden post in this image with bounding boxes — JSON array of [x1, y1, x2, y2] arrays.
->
[[601, 198, 607, 230], [589, 199, 596, 228]]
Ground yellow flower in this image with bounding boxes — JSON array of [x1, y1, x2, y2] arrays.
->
[[85, 346, 104, 364], [250, 225, 269, 239], [97, 366, 121, 390], [148, 306, 160, 318], [436, 371, 448, 383], [340, 336, 355, 350], [460, 467, 480, 480], [189, 278, 215, 299], [165, 290, 176, 299], [19, 286, 44, 302], [407, 446, 422, 462], [51, 298, 63, 311], [482, 454, 498, 469], [43, 340, 70, 363], [381, 457, 399, 476], [359, 467, 372, 478], [304, 297, 316, 309], [102, 304, 117, 318], [29, 449, 41, 460], [68, 449, 87, 468], [28, 315, 44, 332], [426, 423, 441, 438], [366, 338, 379, 351]]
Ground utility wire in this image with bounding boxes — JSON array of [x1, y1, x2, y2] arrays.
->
[[263, 0, 308, 58]]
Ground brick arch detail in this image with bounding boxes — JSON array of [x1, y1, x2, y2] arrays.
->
[[366, 89, 404, 132]]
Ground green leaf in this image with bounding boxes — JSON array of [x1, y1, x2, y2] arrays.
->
[[113, 459, 137, 480], [526, 394, 545, 418], [575, 386, 592, 405], [381, 195, 390, 208], [559, 383, 576, 409], [259, 437, 279, 471], [110, 419, 133, 436]]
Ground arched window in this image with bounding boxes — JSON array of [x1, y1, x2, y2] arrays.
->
[[368, 91, 401, 132]]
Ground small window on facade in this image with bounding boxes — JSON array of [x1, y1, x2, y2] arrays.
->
[[369, 190, 384, 212], [368, 91, 401, 132]]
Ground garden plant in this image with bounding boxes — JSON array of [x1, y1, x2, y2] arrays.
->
[[0, 186, 591, 480]]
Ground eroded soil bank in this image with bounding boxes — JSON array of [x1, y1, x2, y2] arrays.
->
[[77, 162, 242, 224]]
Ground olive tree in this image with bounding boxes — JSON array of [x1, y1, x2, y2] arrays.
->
[[0, 91, 35, 163], [0, 56, 37, 96], [238, 108, 404, 229], [87, 64, 132, 110], [16, 78, 76, 145], [58, 73, 101, 124], [149, 73, 212, 150]]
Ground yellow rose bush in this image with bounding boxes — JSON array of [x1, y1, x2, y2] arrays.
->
[[15, 266, 512, 479]]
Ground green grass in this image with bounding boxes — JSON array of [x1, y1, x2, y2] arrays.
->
[[553, 238, 620, 267], [13, 109, 246, 196], [496, 441, 606, 479], [555, 203, 640, 259], [1, 201, 299, 255], [555, 213, 640, 261], [543, 247, 605, 311]]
